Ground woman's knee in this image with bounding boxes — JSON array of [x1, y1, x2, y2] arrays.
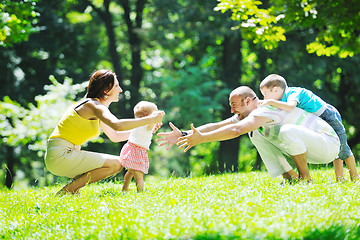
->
[[104, 157, 123, 172]]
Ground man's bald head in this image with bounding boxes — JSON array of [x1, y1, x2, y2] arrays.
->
[[229, 86, 256, 100]]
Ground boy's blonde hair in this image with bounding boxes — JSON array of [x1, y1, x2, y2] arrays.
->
[[260, 74, 287, 90], [133, 101, 158, 118]]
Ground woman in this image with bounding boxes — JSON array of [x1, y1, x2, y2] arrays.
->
[[44, 69, 164, 195]]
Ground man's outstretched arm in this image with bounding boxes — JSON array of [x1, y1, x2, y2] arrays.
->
[[177, 115, 271, 152], [156, 117, 235, 150]]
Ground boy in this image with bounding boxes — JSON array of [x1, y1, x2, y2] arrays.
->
[[259, 74, 359, 181]]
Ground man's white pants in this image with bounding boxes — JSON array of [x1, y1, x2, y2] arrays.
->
[[250, 124, 340, 178]]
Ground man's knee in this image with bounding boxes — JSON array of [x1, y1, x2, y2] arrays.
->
[[279, 124, 298, 142], [278, 124, 307, 156]]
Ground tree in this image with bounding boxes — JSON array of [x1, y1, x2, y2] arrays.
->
[[81, 0, 123, 79], [149, 0, 249, 173], [0, 0, 105, 188], [78, 0, 149, 113], [0, 0, 38, 47], [216, 0, 360, 58], [0, 76, 88, 188]]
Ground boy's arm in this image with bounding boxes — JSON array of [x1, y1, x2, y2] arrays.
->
[[260, 99, 297, 112]]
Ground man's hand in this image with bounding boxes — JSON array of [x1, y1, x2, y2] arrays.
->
[[177, 124, 202, 152], [156, 122, 182, 150]]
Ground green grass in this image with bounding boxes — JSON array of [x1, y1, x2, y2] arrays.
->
[[1, 169, 360, 239]]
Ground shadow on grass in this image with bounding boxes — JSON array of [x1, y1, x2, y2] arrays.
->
[[302, 224, 359, 240], [188, 224, 359, 240]]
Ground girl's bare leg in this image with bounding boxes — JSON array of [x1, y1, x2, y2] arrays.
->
[[122, 171, 133, 191], [58, 157, 123, 195], [129, 169, 144, 192]]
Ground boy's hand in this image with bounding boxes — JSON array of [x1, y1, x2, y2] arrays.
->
[[258, 99, 273, 106]]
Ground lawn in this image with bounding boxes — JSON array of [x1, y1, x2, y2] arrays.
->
[[1, 168, 359, 239]]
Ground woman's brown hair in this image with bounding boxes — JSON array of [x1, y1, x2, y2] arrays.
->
[[85, 69, 116, 99]]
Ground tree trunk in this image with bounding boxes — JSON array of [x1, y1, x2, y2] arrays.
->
[[101, 0, 123, 79], [120, 0, 146, 108], [85, 0, 129, 118], [5, 146, 15, 189], [218, 33, 242, 173], [252, 46, 267, 170]]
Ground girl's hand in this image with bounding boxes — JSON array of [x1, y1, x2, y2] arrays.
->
[[152, 123, 163, 133]]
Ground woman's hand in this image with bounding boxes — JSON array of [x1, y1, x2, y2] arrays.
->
[[150, 110, 165, 124], [156, 122, 182, 150]]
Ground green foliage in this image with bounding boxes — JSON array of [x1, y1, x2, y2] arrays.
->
[[1, 76, 87, 155], [271, 0, 360, 58], [189, 142, 220, 175], [0, 76, 87, 186], [215, 0, 286, 50], [238, 136, 259, 171], [0, 0, 38, 47], [159, 55, 229, 128], [1, 169, 360, 239], [217, 0, 360, 58], [148, 143, 192, 178], [2, 0, 360, 185]]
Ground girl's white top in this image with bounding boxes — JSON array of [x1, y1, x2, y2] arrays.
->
[[128, 125, 153, 150]]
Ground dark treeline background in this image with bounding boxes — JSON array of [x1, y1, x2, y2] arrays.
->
[[1, 0, 360, 189]]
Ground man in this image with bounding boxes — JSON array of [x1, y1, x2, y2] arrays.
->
[[157, 86, 340, 182]]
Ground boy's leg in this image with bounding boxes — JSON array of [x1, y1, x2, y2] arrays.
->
[[129, 169, 144, 192], [344, 155, 360, 181], [122, 171, 133, 191], [333, 158, 346, 181], [321, 105, 358, 181]]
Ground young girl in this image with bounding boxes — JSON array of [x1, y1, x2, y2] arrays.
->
[[120, 101, 159, 192]]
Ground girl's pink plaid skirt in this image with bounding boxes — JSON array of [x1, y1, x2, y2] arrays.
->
[[120, 142, 149, 174]]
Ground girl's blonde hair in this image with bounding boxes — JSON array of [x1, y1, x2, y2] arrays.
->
[[134, 101, 158, 118]]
